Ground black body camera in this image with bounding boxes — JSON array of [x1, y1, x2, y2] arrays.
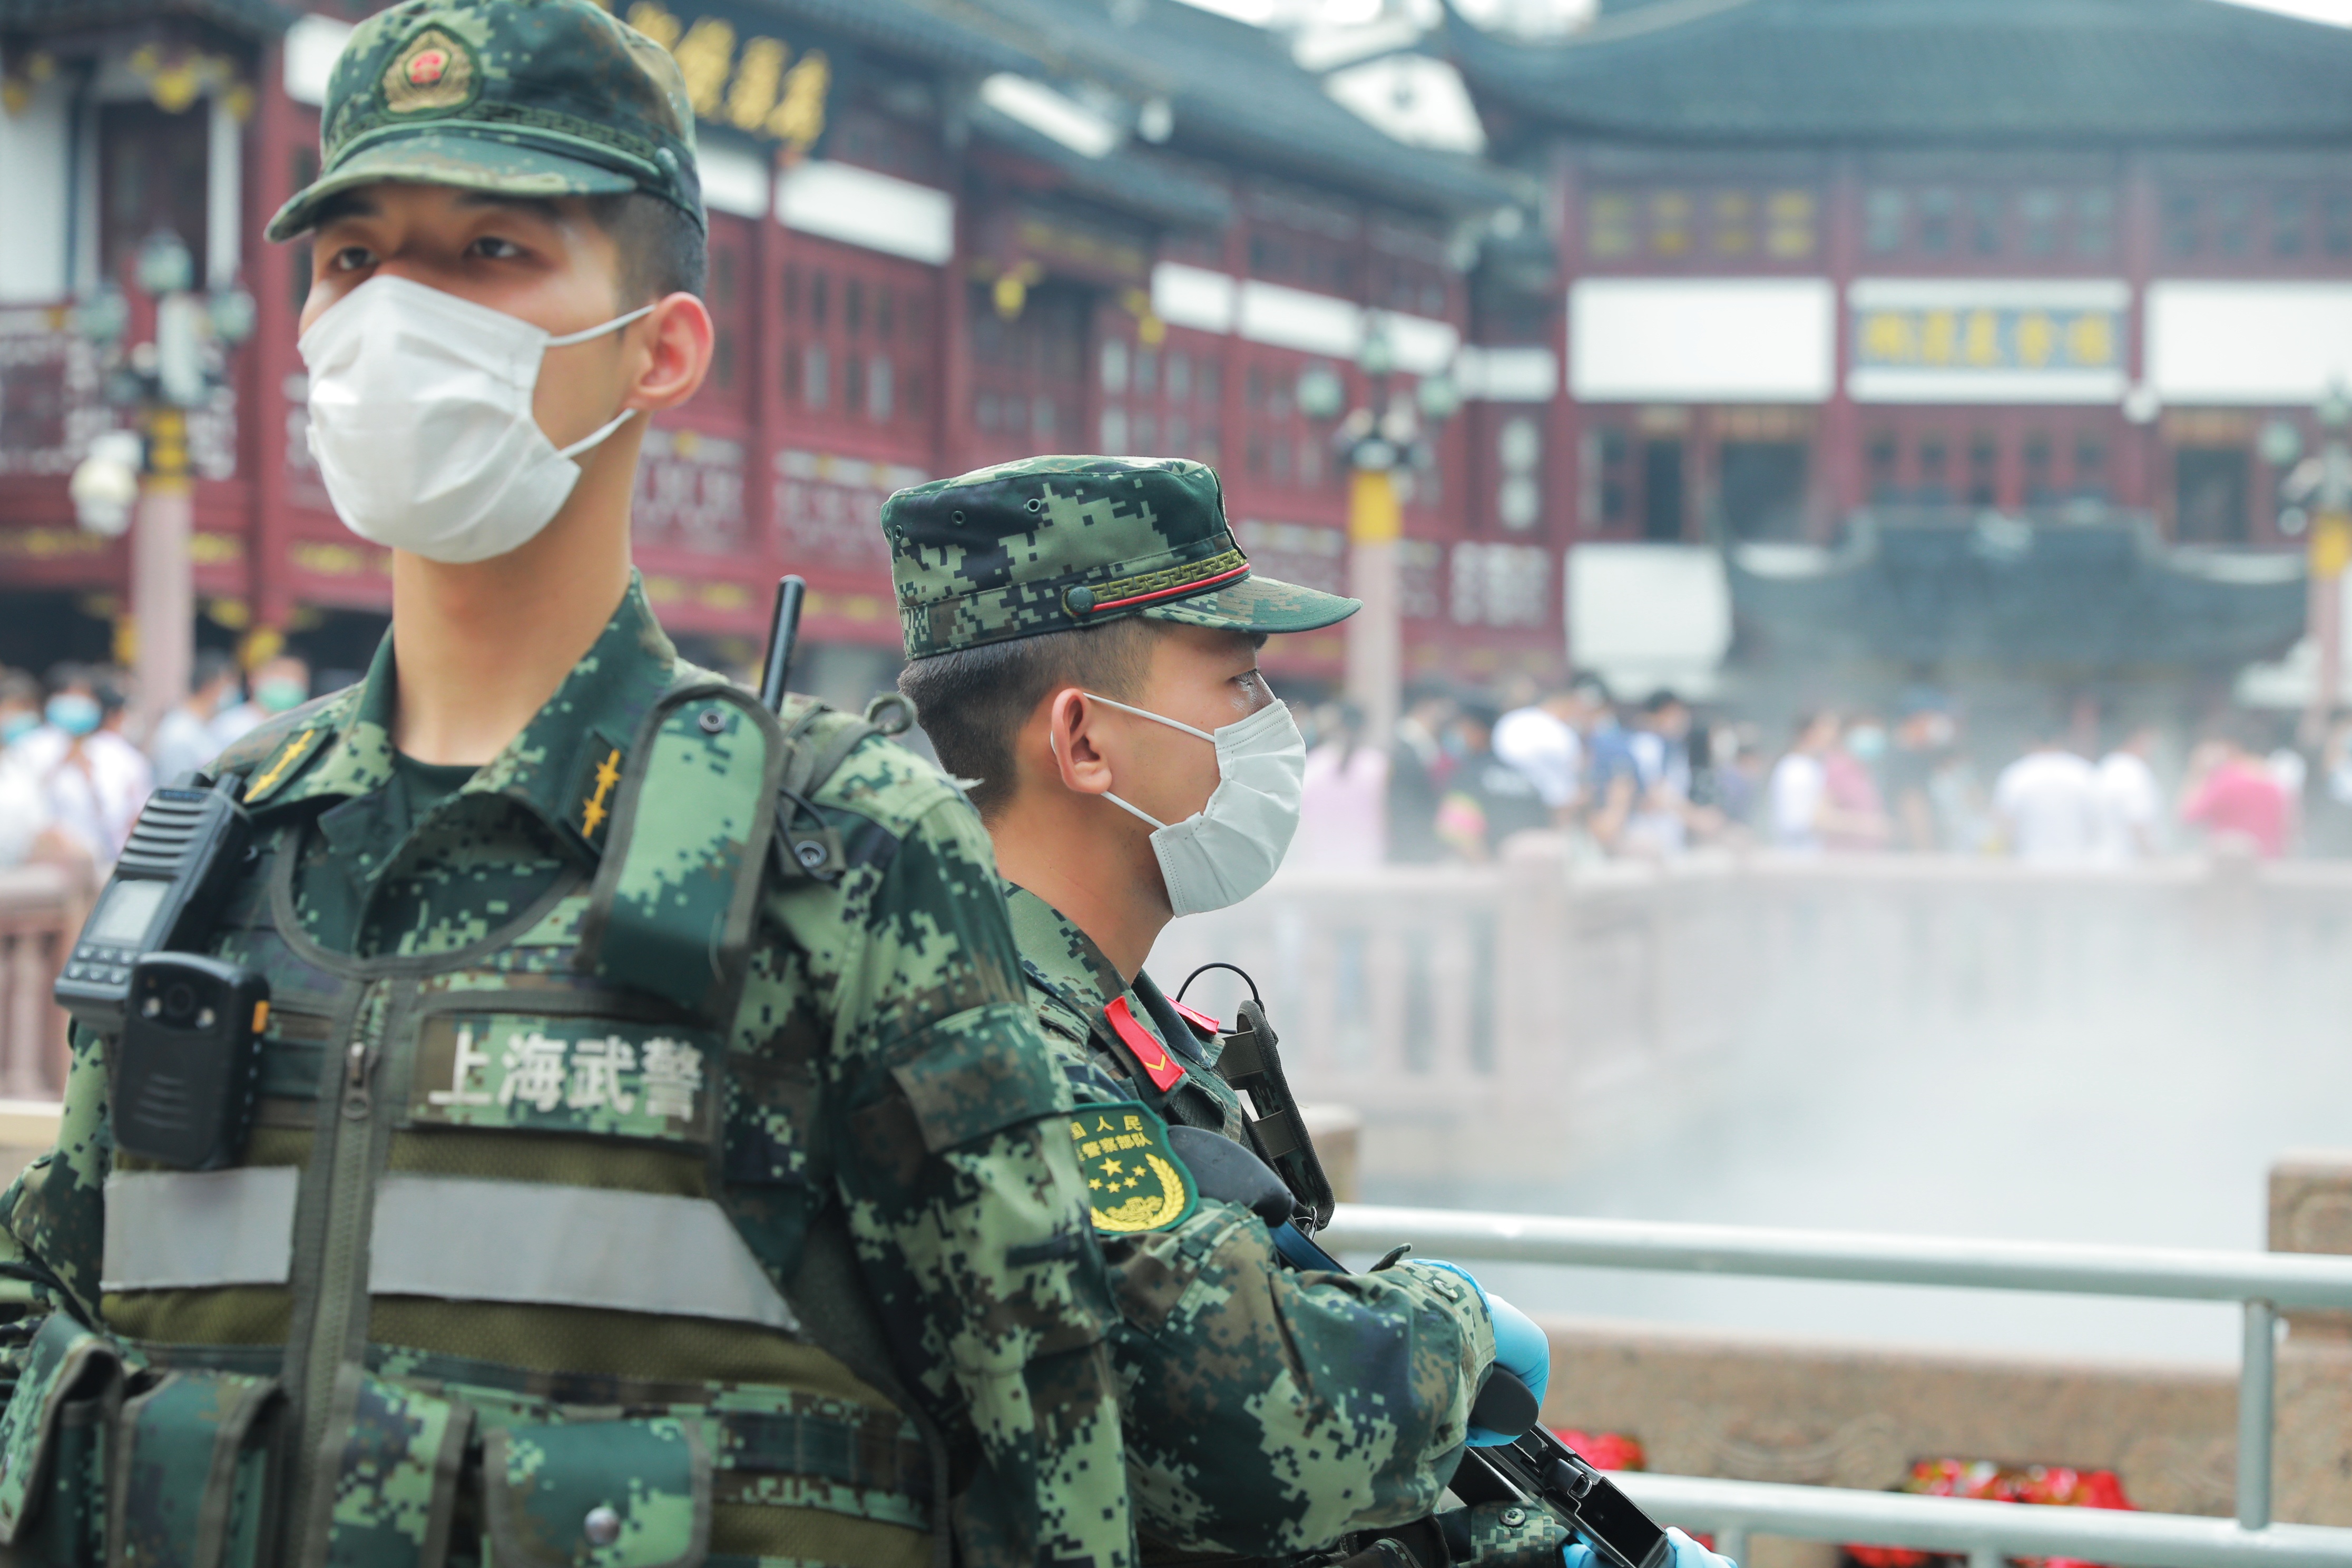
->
[[113, 955, 269, 1170]]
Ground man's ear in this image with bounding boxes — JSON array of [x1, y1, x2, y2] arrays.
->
[[623, 291, 714, 414], [1045, 688, 1119, 798]]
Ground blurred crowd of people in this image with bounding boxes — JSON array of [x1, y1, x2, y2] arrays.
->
[[5, 644, 2336, 879], [1286, 675, 2338, 869], [0, 652, 311, 876]]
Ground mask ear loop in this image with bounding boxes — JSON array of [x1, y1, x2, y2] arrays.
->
[[545, 303, 658, 462], [555, 406, 638, 462], [1050, 691, 1173, 830], [545, 303, 656, 347]]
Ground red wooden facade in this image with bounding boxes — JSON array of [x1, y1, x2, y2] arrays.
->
[[0, 0, 1561, 692]]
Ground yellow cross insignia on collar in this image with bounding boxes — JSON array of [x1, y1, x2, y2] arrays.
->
[[580, 747, 623, 839], [247, 729, 318, 798]]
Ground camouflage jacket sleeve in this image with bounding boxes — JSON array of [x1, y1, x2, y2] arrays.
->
[[1, 1021, 113, 1323], [1108, 1200, 1495, 1556], [1033, 992, 1496, 1556], [754, 746, 1133, 1568]]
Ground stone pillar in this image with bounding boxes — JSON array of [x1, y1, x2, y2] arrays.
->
[[2271, 1148, 2352, 1525]]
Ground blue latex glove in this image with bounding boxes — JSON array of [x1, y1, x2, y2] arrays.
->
[[1418, 1259, 1551, 1446], [1567, 1527, 1739, 1568]]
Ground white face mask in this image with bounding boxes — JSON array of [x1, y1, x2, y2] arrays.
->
[[1080, 692, 1307, 917], [299, 276, 650, 564]]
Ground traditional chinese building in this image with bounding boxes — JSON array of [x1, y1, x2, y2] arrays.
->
[[1449, 0, 2352, 694], [0, 0, 1561, 706]]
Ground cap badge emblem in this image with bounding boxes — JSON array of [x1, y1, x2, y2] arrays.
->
[[383, 28, 474, 114]]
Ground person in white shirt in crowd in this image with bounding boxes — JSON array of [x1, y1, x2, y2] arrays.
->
[[148, 649, 244, 783], [2093, 722, 2165, 861], [41, 666, 154, 865], [1769, 709, 1839, 852], [1291, 699, 1388, 869], [209, 652, 311, 748], [1494, 673, 1602, 828], [1993, 718, 2103, 864], [0, 669, 63, 870]]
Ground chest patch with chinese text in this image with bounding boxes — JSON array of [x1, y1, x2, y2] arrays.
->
[[407, 1011, 721, 1149], [1070, 1101, 1197, 1234]]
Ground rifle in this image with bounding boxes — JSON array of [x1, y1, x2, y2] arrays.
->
[[760, 574, 808, 714], [1166, 1125, 1674, 1568]]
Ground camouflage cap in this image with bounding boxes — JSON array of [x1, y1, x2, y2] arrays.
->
[[265, 0, 701, 243], [884, 455, 1360, 661]]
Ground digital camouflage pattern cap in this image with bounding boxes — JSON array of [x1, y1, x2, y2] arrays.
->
[[265, 0, 701, 243], [884, 455, 1360, 660]]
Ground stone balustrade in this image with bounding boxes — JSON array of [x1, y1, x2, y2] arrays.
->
[[0, 864, 84, 1102], [1151, 839, 2352, 1178]]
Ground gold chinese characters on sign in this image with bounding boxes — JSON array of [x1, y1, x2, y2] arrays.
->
[[1855, 306, 2119, 373], [623, 1, 829, 154]]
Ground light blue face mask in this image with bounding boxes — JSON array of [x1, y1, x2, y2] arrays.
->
[[1846, 726, 1888, 761], [46, 693, 101, 737], [0, 712, 37, 747]]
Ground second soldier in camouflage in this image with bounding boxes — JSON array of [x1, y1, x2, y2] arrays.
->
[[887, 456, 1575, 1564]]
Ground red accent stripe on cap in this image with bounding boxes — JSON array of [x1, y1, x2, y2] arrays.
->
[[1105, 996, 1188, 1093], [1092, 563, 1250, 614]]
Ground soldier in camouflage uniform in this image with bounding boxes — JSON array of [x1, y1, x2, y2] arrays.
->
[[883, 457, 1571, 1565], [0, 7, 1133, 1566]]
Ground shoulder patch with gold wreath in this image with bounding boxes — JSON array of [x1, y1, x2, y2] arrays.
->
[[1070, 1101, 1197, 1234]]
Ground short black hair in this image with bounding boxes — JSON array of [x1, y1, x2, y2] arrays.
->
[[584, 191, 705, 307], [898, 619, 1160, 819]]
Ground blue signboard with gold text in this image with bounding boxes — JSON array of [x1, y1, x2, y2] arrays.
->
[[1848, 281, 2130, 404]]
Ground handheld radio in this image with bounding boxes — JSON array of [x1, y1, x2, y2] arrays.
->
[[55, 772, 271, 1169], [55, 775, 253, 1035]]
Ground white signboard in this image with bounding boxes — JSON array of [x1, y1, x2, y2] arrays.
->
[[2148, 282, 2352, 406], [1570, 278, 1835, 404]]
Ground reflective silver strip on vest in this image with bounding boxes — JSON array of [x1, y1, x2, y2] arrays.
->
[[102, 1167, 301, 1291], [368, 1175, 798, 1330]]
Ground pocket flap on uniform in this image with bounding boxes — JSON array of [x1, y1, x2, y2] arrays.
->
[[0, 1312, 125, 1544], [107, 1370, 280, 1568], [485, 1418, 711, 1568], [889, 1003, 1065, 1154]]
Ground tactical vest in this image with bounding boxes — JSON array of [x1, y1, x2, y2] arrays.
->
[[0, 683, 944, 1568]]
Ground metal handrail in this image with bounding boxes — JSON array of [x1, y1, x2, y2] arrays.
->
[[1321, 1204, 2352, 1562], [1616, 1473, 2351, 1568], [1320, 1207, 2352, 1308]]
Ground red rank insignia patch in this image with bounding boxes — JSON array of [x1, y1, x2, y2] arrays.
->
[[1105, 996, 1187, 1094], [1169, 997, 1221, 1036]]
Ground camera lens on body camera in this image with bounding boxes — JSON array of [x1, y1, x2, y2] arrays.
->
[[163, 983, 198, 1023]]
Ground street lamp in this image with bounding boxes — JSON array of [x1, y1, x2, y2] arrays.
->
[[69, 229, 256, 736], [1326, 313, 1458, 748], [2305, 386, 2352, 741]]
